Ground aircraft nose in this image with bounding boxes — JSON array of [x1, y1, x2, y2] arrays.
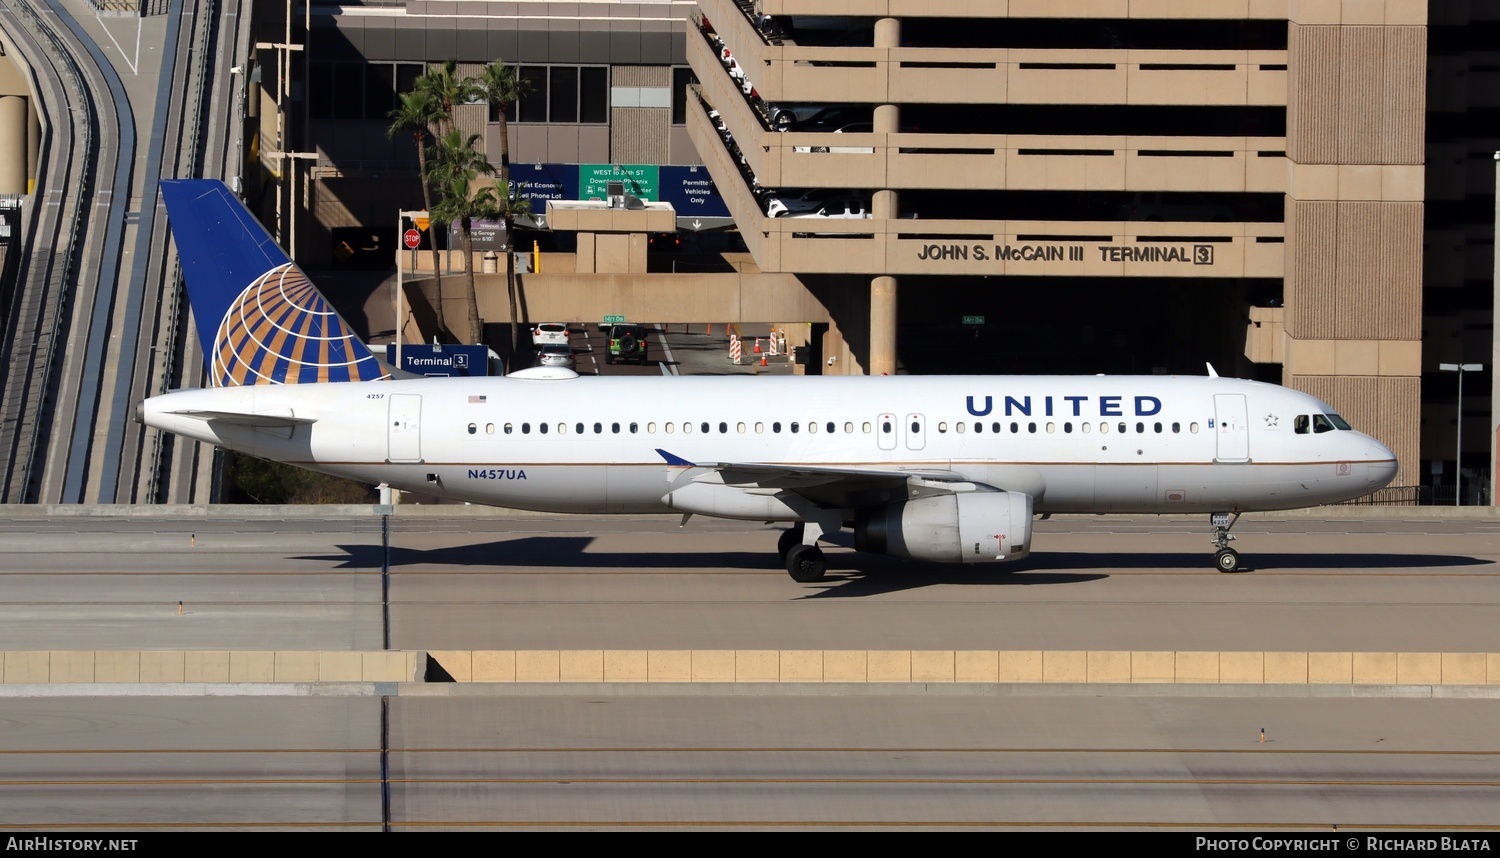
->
[[1367, 439, 1398, 488]]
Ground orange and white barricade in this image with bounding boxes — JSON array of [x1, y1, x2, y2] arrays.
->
[[729, 334, 741, 364], [768, 329, 779, 356]]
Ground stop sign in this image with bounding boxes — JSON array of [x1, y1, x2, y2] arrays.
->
[[403, 228, 421, 249]]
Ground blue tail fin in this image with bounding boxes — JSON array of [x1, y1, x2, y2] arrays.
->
[[159, 179, 389, 386]]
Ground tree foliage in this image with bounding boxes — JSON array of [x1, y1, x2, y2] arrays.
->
[[223, 453, 377, 505]]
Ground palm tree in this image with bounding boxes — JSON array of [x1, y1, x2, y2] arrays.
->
[[427, 130, 498, 345], [473, 60, 531, 356], [415, 59, 472, 137], [386, 89, 449, 336]]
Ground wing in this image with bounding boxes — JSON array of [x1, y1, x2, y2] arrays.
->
[[656, 449, 987, 509]]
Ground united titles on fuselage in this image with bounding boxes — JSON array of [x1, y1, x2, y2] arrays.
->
[[965, 394, 1163, 418]]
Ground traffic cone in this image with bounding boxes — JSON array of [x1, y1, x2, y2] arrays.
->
[[754, 338, 762, 354], [760, 352, 767, 367]]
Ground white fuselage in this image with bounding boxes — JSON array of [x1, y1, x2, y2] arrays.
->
[[140, 373, 1398, 518]]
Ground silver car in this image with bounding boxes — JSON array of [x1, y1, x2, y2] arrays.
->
[[535, 344, 575, 369]]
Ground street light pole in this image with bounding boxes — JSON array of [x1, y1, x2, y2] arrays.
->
[[1441, 362, 1483, 505]]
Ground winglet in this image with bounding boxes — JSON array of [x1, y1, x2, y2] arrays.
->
[[159, 179, 389, 386], [1206, 362, 1219, 378], [656, 448, 696, 467]]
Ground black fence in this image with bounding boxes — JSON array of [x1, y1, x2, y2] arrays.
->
[[1334, 485, 1428, 506]]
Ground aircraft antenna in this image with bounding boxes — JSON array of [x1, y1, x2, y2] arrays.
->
[[1206, 363, 1219, 378]]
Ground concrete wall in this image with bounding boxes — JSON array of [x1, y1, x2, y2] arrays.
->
[[4, 649, 1496, 686]]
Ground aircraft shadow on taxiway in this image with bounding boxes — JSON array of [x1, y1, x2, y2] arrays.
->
[[297, 536, 1483, 589]]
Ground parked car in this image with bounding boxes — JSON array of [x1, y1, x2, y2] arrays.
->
[[534, 343, 575, 369], [531, 322, 569, 346], [765, 103, 831, 130], [764, 188, 856, 218], [784, 197, 871, 220], [793, 122, 875, 154], [788, 105, 871, 132], [605, 323, 650, 365]]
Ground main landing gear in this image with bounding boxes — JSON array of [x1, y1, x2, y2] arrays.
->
[[778, 524, 827, 582], [1211, 511, 1243, 573]]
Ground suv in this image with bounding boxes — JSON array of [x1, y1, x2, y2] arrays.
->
[[606, 324, 650, 365]]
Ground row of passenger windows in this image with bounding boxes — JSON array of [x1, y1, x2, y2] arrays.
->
[[465, 419, 1204, 436]]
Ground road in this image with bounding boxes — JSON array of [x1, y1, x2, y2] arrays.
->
[[0, 509, 1498, 831]]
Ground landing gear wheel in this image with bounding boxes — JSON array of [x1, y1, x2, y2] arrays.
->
[[786, 544, 826, 582], [1215, 548, 1241, 573], [777, 526, 803, 560]]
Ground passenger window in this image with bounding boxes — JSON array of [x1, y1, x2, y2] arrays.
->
[[505, 423, 514, 434], [881, 421, 891, 433], [991, 422, 1000, 433], [973, 422, 982, 434], [684, 422, 693, 434], [1294, 415, 1310, 434], [594, 422, 603, 434], [956, 422, 965, 434], [486, 423, 494, 435], [575, 423, 584, 434], [756, 422, 765, 433], [1063, 422, 1072, 434], [1172, 422, 1180, 433], [1136, 422, 1144, 434], [774, 422, 783, 433], [809, 422, 819, 434], [738, 422, 746, 433], [612, 423, 620, 433], [827, 422, 836, 433], [862, 422, 871, 433], [791, 422, 800, 433], [1190, 422, 1200, 433], [1010, 422, 1019, 434], [911, 421, 921, 434], [1099, 422, 1109, 434], [522, 423, 531, 434], [1081, 422, 1091, 434], [648, 422, 657, 433], [1118, 422, 1127, 434], [630, 422, 639, 433], [558, 423, 567, 434], [665, 423, 675, 434], [467, 423, 476, 435], [1046, 422, 1055, 433], [539, 423, 549, 434], [1027, 422, 1036, 434], [938, 422, 948, 433], [718, 422, 727, 434], [700, 422, 709, 434]]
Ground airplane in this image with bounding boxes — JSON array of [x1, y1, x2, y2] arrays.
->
[[138, 179, 1399, 582]]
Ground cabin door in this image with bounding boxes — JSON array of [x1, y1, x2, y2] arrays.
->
[[388, 394, 423, 463], [1213, 394, 1249, 462]]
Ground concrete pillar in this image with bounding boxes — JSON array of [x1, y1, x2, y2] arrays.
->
[[870, 275, 897, 376], [0, 95, 27, 194], [868, 17, 902, 378]]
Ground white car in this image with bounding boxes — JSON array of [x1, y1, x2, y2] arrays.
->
[[531, 322, 569, 346], [765, 189, 854, 218], [793, 122, 874, 154], [784, 197, 871, 220]]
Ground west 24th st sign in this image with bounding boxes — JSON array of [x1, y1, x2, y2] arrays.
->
[[914, 242, 1216, 265]]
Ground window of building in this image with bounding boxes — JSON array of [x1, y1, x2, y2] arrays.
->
[[493, 65, 608, 124], [672, 67, 697, 124]]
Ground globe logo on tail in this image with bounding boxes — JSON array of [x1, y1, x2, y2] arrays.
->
[[213, 263, 388, 386]]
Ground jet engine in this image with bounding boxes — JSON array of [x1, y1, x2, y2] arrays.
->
[[854, 492, 1034, 564]]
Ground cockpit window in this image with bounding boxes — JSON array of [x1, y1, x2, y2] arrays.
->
[[1312, 414, 1335, 433], [1326, 413, 1352, 430], [1294, 415, 1310, 434]]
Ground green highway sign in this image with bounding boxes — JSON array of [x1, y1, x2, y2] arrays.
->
[[961, 315, 985, 325], [603, 314, 626, 324]]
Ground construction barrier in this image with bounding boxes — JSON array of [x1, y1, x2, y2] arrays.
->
[[729, 335, 741, 364], [768, 330, 779, 356]]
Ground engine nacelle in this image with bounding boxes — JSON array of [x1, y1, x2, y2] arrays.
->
[[854, 492, 1034, 564]]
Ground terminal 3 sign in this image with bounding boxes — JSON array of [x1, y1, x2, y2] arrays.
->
[[908, 239, 1225, 273]]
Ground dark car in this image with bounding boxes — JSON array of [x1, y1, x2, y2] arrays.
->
[[606, 324, 650, 365]]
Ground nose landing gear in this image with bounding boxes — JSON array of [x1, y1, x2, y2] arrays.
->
[[1212, 511, 1243, 572]]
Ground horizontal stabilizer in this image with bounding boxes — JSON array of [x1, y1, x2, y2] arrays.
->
[[166, 409, 318, 428]]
